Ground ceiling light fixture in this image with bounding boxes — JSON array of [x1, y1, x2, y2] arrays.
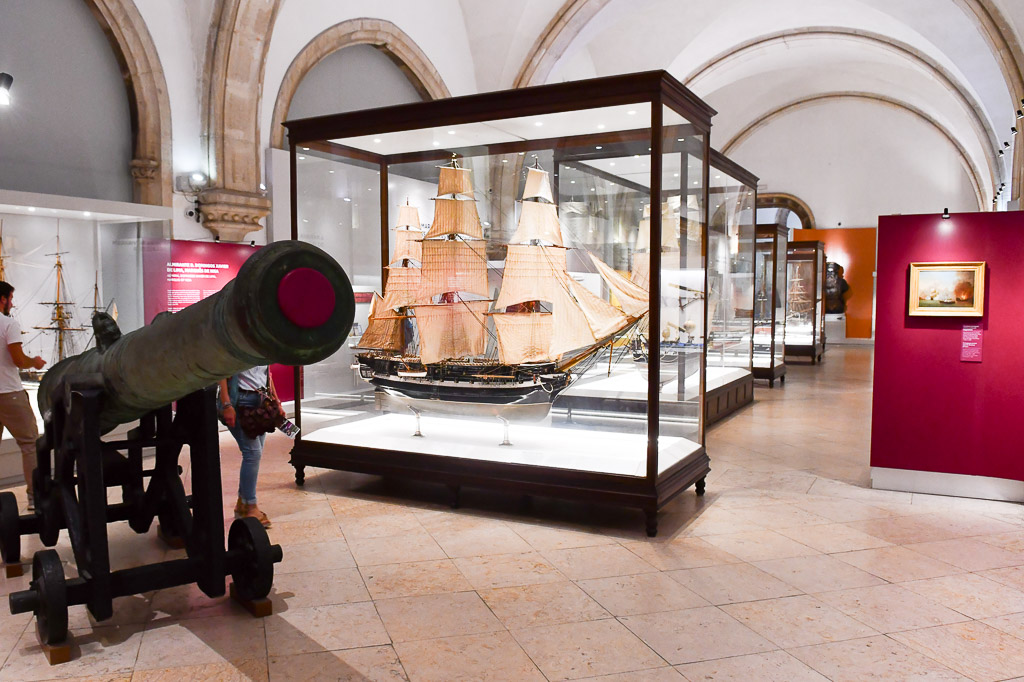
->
[[942, 208, 950, 220], [1004, 142, 1011, 149], [1017, 110, 1023, 119], [0, 73, 11, 107], [1013, 127, 1019, 136]]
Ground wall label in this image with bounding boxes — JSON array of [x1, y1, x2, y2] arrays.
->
[[960, 324, 982, 362]]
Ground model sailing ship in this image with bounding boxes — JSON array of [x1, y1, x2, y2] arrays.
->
[[354, 160, 648, 421]]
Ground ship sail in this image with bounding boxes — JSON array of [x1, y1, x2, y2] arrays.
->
[[437, 166, 474, 197], [391, 229, 422, 264], [381, 266, 423, 311], [510, 201, 564, 246], [395, 203, 421, 229], [589, 253, 649, 317], [412, 300, 490, 364], [419, 239, 488, 300], [425, 199, 483, 240], [494, 244, 566, 309], [522, 167, 554, 203], [354, 293, 404, 351], [491, 312, 553, 364]]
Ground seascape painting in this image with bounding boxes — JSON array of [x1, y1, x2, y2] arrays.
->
[[908, 262, 985, 317]]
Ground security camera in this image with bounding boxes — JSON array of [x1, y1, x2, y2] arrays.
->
[[185, 208, 197, 219]]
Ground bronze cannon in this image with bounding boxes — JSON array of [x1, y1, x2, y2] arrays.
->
[[2, 240, 353, 659]]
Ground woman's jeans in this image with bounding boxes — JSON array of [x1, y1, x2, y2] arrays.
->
[[228, 391, 267, 504]]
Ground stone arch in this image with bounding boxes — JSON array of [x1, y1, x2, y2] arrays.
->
[[513, 0, 614, 88], [758, 193, 817, 230], [723, 93, 987, 210], [84, 0, 172, 206], [269, 18, 451, 150]]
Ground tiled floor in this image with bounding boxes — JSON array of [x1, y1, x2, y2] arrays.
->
[[3, 347, 1024, 680]]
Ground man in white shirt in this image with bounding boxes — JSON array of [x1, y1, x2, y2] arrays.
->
[[0, 282, 45, 509]]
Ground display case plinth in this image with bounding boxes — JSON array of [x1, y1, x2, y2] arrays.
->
[[705, 372, 753, 425], [784, 343, 823, 364], [752, 361, 786, 387]]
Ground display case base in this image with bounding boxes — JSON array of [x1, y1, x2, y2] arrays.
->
[[784, 343, 824, 364], [753, 363, 787, 387], [289, 439, 709, 537], [705, 373, 753, 425]]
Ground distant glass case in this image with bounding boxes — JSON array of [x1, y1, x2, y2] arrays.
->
[[705, 150, 756, 422], [283, 71, 718, 536], [753, 224, 788, 385], [785, 240, 826, 363]]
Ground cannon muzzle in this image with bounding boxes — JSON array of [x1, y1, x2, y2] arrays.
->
[[39, 241, 354, 433]]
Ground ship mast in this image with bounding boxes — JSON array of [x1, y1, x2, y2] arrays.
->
[[34, 228, 84, 365], [0, 219, 6, 282]]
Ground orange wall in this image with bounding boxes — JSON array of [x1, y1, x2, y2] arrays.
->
[[798, 228, 877, 338]]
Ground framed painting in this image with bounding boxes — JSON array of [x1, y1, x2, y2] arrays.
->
[[908, 261, 985, 317]]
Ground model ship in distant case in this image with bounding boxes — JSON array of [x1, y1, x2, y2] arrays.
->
[[354, 159, 648, 421]]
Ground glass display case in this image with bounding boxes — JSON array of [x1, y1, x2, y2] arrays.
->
[[753, 224, 788, 386], [785, 240, 826, 363], [704, 150, 756, 422], [283, 71, 715, 535]]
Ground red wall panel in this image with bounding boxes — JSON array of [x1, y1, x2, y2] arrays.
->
[[872, 211, 1024, 481]]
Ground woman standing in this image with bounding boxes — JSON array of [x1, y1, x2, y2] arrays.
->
[[219, 366, 283, 528]]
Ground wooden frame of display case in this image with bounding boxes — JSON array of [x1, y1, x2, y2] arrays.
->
[[705, 150, 756, 424], [283, 71, 715, 536], [753, 224, 788, 386], [785, 239, 827, 364]]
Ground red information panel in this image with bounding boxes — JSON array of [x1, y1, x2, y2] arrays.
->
[[142, 240, 296, 401], [960, 324, 983, 362]]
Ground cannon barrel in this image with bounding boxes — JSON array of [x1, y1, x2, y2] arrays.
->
[[39, 241, 354, 433]]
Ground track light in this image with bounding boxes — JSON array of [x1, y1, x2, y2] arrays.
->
[[0, 73, 12, 107], [1017, 110, 1023, 119], [942, 208, 950, 220], [1004, 141, 1011, 148], [1013, 127, 1019, 136], [999, 150, 1005, 157]]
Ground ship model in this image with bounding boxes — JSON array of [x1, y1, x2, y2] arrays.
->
[[354, 160, 647, 421]]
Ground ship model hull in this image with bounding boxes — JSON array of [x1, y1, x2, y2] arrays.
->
[[358, 354, 570, 422]]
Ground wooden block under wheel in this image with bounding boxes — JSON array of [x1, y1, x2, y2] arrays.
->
[[230, 582, 273, 618]]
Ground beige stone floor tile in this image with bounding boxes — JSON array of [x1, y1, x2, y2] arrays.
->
[[923, 511, 1022, 538], [619, 606, 775, 665], [789, 634, 969, 681], [791, 497, 899, 523], [265, 517, 344, 546], [700, 530, 819, 562], [259, 496, 335, 525], [542, 545, 658, 580], [454, 551, 564, 590], [576, 572, 708, 616], [359, 558, 472, 599], [513, 618, 665, 680], [906, 537, 1024, 571], [900, 572, 1024, 619], [775, 522, 893, 553], [395, 631, 545, 681], [579, 668, 683, 681], [149, 583, 244, 621], [347, 531, 447, 567], [265, 601, 389, 657], [428, 524, 534, 558], [982, 612, 1024, 640], [976, 530, 1024, 553], [267, 645, 407, 681], [731, 504, 833, 529], [507, 522, 619, 551], [479, 581, 608, 629], [66, 594, 156, 631], [722, 594, 878, 649], [979, 564, 1024, 591], [815, 582, 969, 633], [833, 546, 961, 583], [328, 495, 412, 520], [665, 562, 801, 605], [0, 624, 144, 681], [275, 538, 355, 574], [338, 513, 424, 541], [375, 591, 503, 643], [680, 509, 766, 537], [130, 659, 267, 681], [620, 537, 742, 571], [891, 620, 1024, 682], [270, 567, 369, 610], [753, 554, 886, 593], [676, 650, 828, 681], [135, 614, 264, 670]]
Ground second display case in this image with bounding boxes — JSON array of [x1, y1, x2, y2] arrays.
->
[[753, 224, 788, 385], [785, 239, 826, 363]]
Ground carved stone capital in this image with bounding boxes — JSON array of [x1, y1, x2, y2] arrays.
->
[[130, 158, 160, 180], [198, 188, 271, 242]]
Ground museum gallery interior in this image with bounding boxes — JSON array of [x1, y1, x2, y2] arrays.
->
[[1, 1, 1024, 679]]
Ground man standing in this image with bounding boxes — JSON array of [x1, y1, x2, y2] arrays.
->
[[0, 282, 45, 509]]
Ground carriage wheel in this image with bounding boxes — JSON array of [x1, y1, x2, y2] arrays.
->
[[228, 517, 275, 602], [0, 492, 20, 565], [32, 550, 68, 646], [34, 470, 61, 547]]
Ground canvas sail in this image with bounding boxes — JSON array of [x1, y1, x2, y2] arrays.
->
[[494, 244, 567, 309], [354, 294, 404, 351], [635, 214, 680, 252], [631, 252, 650, 291], [522, 167, 554, 203], [391, 229, 422, 264], [565, 275, 629, 339], [437, 166, 474, 197], [413, 300, 490, 364], [381, 266, 422, 311], [549, 283, 598, 356], [491, 312, 554, 364], [425, 199, 484, 239], [419, 239, 489, 299], [589, 253, 649, 317], [395, 204, 421, 229], [510, 201, 564, 246]]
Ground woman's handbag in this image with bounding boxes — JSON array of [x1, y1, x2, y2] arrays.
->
[[237, 388, 285, 439]]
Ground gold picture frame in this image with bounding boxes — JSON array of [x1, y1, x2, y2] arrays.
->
[[908, 261, 985, 317]]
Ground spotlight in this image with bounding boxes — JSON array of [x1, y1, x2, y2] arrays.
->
[[1004, 141, 1011, 148], [999, 150, 1005, 157], [942, 208, 950, 220], [250, 240, 256, 247], [0, 73, 11, 107], [214, 235, 220, 242], [1013, 127, 1019, 136], [1017, 110, 1023, 119]]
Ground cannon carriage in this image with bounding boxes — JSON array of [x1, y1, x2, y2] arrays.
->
[[0, 241, 354, 659]]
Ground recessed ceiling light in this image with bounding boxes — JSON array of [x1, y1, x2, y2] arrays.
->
[[83, 211, 91, 217], [627, 110, 637, 115], [674, 173, 679, 177], [502, 159, 508, 163], [343, 197, 352, 202], [432, 141, 440, 147], [596, 124, 606, 130], [302, 219, 309, 223], [302, 147, 309, 151], [448, 130, 456, 135], [298, 155, 306, 160], [27, 207, 35, 212], [534, 121, 544, 127], [591, 188, 596, 192], [595, 146, 602, 150], [329, 170, 335, 174], [693, 181, 699, 185], [609, 162, 616, 167], [715, 175, 721, 179], [570, 180, 576, 184], [373, 138, 381, 143]]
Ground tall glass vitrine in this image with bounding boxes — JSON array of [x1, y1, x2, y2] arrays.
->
[[283, 71, 715, 536], [785, 240, 826, 363], [705, 150, 756, 422], [753, 224, 787, 385]]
